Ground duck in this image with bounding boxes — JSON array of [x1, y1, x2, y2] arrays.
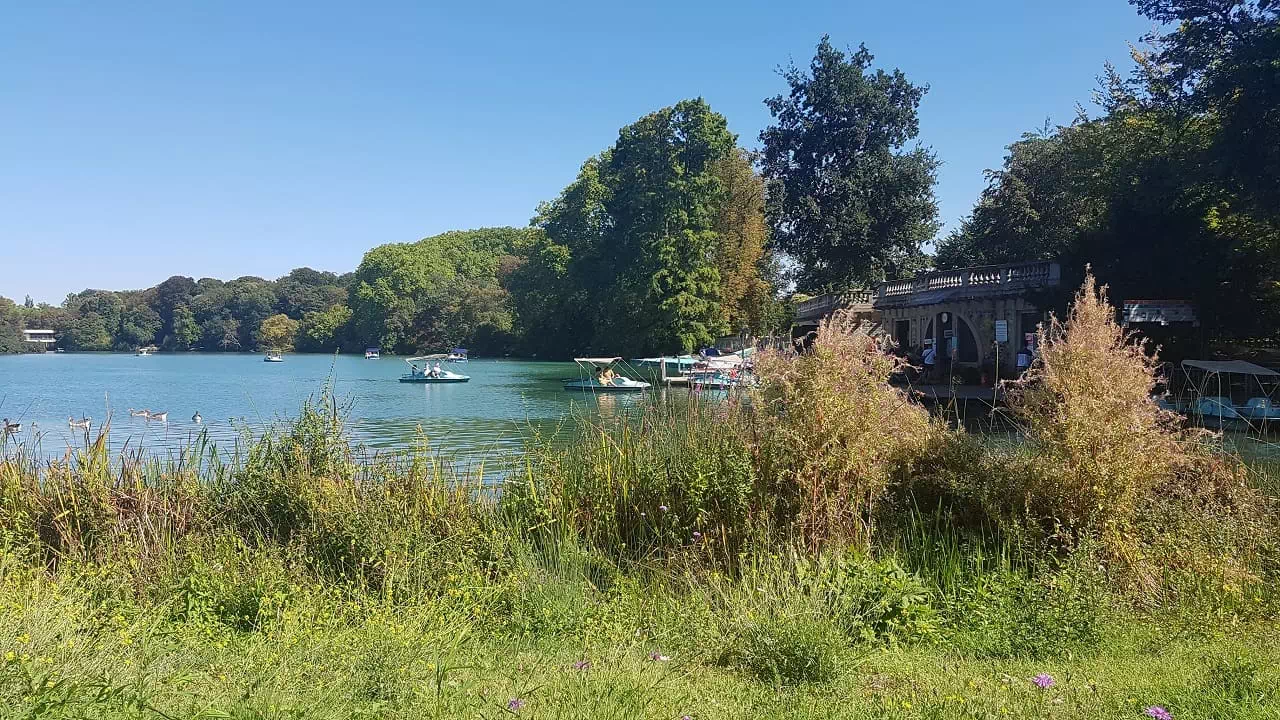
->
[[192, 412, 202, 424], [2, 418, 20, 435], [128, 408, 149, 417], [69, 417, 91, 430], [147, 411, 168, 422]]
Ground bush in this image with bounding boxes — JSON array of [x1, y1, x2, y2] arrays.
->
[[716, 612, 846, 685], [507, 401, 759, 562], [1005, 272, 1275, 596], [752, 310, 939, 551]]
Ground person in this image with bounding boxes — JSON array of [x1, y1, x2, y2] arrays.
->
[[1016, 343, 1034, 375], [432, 363, 443, 378], [921, 339, 937, 383]]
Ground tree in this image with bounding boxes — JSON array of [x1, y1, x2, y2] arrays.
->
[[710, 148, 772, 334], [170, 305, 200, 350], [257, 313, 299, 351], [0, 297, 29, 353], [599, 98, 735, 354], [1130, 1, 1280, 214], [350, 228, 528, 354], [760, 37, 939, 291], [298, 304, 353, 352]]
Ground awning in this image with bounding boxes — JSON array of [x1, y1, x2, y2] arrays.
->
[[1181, 360, 1280, 377]]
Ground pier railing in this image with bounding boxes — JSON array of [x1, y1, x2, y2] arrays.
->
[[794, 289, 875, 323], [874, 261, 1060, 306]]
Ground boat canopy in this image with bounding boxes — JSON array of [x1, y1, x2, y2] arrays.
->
[[574, 357, 623, 367], [405, 354, 450, 363], [1181, 360, 1280, 377]]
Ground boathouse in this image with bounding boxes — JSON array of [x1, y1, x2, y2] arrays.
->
[[794, 261, 1062, 375], [22, 329, 56, 345]]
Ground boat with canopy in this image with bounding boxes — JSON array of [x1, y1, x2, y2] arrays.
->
[[399, 354, 470, 383], [1162, 359, 1280, 429], [564, 357, 652, 391], [447, 348, 469, 362]]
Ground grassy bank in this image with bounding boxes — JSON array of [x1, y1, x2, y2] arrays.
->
[[2, 276, 1278, 718]]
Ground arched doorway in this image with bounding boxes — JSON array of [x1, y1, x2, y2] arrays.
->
[[926, 311, 980, 364]]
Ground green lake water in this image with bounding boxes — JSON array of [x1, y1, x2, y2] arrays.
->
[[0, 353, 663, 462]]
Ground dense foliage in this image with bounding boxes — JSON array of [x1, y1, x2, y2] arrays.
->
[[937, 1, 1280, 340], [511, 100, 782, 356], [760, 36, 939, 292]]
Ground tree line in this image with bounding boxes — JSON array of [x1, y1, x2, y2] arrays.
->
[[4, 0, 1276, 354]]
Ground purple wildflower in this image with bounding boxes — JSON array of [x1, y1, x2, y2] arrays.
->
[[572, 659, 591, 671], [691, 531, 702, 541], [648, 651, 670, 662], [1032, 673, 1055, 689], [659, 505, 669, 513], [681, 716, 693, 720], [1144, 707, 1172, 720], [507, 698, 526, 711]]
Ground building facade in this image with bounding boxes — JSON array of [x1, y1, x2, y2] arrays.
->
[[793, 261, 1062, 374]]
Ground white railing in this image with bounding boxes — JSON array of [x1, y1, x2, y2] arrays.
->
[[795, 289, 874, 320], [874, 261, 1060, 303]]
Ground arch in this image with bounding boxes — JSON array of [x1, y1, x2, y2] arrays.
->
[[953, 313, 980, 364]]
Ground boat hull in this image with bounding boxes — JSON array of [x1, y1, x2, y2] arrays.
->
[[563, 381, 650, 391]]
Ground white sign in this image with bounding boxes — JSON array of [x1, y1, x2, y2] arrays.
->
[[994, 320, 1008, 343]]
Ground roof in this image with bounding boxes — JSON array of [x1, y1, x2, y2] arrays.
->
[[574, 357, 622, 366], [1181, 360, 1280, 377]]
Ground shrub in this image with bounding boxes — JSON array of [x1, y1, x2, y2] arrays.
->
[[1008, 272, 1181, 544], [752, 310, 938, 551], [506, 401, 759, 562], [1005, 271, 1275, 595], [716, 611, 846, 685]]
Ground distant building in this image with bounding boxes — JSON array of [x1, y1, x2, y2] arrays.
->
[[22, 329, 56, 344]]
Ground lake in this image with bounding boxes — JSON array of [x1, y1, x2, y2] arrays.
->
[[0, 353, 657, 462]]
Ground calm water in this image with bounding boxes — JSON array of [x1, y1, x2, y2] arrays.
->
[[0, 353, 657, 462]]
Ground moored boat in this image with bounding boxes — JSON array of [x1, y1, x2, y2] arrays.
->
[[564, 358, 652, 391], [365, 347, 381, 359], [264, 352, 284, 362]]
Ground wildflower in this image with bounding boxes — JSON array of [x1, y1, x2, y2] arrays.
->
[[681, 715, 693, 720], [3, 651, 14, 663], [1144, 707, 1172, 720], [571, 660, 590, 671], [1032, 673, 1055, 689], [507, 698, 525, 711], [691, 531, 702, 541], [648, 651, 670, 662], [659, 505, 668, 513], [16, 634, 29, 645]]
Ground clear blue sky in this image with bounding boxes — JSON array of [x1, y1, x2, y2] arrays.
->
[[1, 0, 1152, 304]]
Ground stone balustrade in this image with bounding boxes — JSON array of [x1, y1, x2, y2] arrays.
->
[[873, 261, 1060, 308]]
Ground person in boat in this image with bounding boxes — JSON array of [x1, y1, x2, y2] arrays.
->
[[432, 363, 442, 378]]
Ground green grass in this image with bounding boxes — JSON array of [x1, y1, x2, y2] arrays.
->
[[1, 568, 1276, 719]]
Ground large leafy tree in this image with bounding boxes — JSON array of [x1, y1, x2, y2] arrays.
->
[[710, 148, 775, 335], [349, 228, 529, 354], [939, 3, 1280, 341], [1131, 0, 1280, 214], [760, 36, 939, 291], [258, 313, 300, 351], [600, 98, 735, 354]]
